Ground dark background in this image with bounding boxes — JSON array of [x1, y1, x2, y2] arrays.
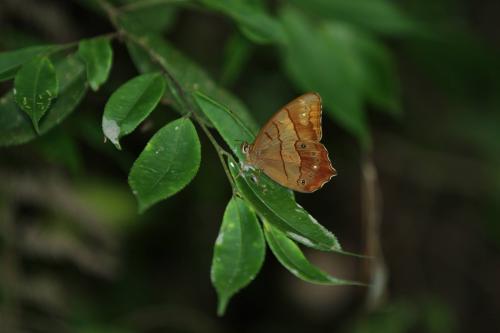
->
[[1, 0, 500, 332]]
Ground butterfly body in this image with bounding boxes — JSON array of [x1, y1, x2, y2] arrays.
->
[[242, 93, 336, 193]]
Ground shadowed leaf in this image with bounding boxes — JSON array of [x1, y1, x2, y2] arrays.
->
[[0, 55, 87, 146], [264, 222, 364, 285], [78, 37, 113, 91], [14, 56, 58, 132], [199, 0, 285, 44], [0, 45, 54, 81]]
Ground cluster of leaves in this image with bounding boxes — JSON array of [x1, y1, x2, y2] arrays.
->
[[0, 0, 413, 315]]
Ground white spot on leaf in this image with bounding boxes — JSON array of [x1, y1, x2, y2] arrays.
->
[[102, 117, 120, 146], [286, 232, 315, 248], [216, 232, 224, 245]]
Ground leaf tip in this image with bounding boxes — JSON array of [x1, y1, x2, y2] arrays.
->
[[90, 82, 100, 92], [32, 119, 40, 134], [113, 141, 122, 150], [102, 116, 121, 149], [135, 197, 150, 214], [216, 296, 229, 316]]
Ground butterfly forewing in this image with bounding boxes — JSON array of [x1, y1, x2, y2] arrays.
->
[[283, 92, 322, 140], [247, 92, 336, 193]]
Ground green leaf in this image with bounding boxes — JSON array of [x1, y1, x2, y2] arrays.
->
[[102, 72, 166, 149], [13, 56, 58, 132], [199, 0, 286, 44], [288, 0, 418, 36], [194, 92, 253, 158], [117, 1, 179, 34], [321, 22, 401, 116], [35, 127, 83, 174], [78, 37, 113, 91], [194, 92, 341, 251], [220, 32, 253, 86], [128, 117, 201, 212], [264, 222, 362, 285], [0, 55, 87, 146], [125, 33, 258, 133], [211, 197, 265, 315], [229, 157, 340, 251], [0, 45, 53, 81], [280, 7, 369, 143]]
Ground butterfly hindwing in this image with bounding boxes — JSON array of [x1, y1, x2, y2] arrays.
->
[[293, 141, 336, 192]]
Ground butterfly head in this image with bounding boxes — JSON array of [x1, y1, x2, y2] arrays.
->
[[241, 141, 251, 156]]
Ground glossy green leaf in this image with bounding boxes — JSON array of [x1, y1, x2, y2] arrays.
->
[[280, 7, 369, 143], [264, 222, 363, 285], [128, 118, 201, 212], [194, 92, 341, 251], [13, 56, 58, 132], [288, 0, 418, 36], [0, 45, 53, 81], [78, 37, 113, 91], [0, 55, 87, 146], [125, 33, 258, 133], [102, 72, 166, 149], [211, 197, 265, 315], [199, 0, 285, 44]]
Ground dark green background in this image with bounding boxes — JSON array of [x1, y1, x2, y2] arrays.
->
[[1, 0, 499, 332]]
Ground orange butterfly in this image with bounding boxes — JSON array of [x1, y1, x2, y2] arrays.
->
[[242, 93, 337, 193]]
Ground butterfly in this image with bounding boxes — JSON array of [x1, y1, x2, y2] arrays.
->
[[241, 92, 337, 193]]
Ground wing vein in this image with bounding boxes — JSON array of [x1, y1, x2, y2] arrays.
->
[[272, 121, 289, 181]]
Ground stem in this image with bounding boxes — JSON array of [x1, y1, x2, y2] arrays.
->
[[194, 114, 236, 190], [97, 0, 236, 190], [360, 151, 387, 310]]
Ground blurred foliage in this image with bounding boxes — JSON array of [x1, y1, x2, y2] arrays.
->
[[0, 0, 499, 332]]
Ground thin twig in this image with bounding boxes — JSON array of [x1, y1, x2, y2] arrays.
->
[[361, 152, 387, 310], [194, 113, 236, 190]]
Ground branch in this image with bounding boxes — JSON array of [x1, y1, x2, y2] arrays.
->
[[361, 152, 388, 310], [97, 0, 236, 191]]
